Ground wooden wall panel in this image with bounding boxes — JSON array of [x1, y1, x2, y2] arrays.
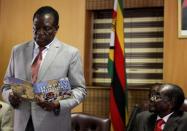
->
[[86, 0, 163, 10], [83, 87, 149, 117], [0, 0, 2, 53], [84, 11, 93, 85], [164, 0, 187, 94]]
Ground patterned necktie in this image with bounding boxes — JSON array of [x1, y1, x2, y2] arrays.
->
[[31, 47, 45, 83], [154, 119, 165, 131]]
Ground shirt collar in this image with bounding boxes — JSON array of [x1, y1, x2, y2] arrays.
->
[[34, 38, 55, 50], [157, 112, 174, 122]]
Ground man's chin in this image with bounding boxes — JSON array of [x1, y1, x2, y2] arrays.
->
[[35, 40, 48, 47]]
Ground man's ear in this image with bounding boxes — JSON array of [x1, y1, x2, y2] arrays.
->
[[169, 99, 175, 110], [53, 25, 59, 34], [55, 25, 59, 31]]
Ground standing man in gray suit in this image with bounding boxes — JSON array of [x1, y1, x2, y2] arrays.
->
[[1, 6, 87, 131]]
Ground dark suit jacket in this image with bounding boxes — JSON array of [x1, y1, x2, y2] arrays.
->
[[133, 111, 187, 131]]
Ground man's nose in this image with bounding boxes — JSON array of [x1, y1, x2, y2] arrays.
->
[[37, 28, 45, 35]]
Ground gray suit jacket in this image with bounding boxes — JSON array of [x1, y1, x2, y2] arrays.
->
[[2, 38, 87, 131], [133, 111, 187, 131], [0, 101, 14, 131]]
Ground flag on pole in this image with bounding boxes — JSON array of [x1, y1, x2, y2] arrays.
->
[[108, 0, 128, 131]]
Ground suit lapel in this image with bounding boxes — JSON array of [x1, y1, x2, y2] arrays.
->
[[163, 118, 178, 131], [37, 39, 61, 81], [147, 113, 157, 131], [163, 111, 182, 131], [25, 41, 34, 81]]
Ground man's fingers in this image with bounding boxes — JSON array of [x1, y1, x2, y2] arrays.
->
[[9, 93, 22, 108], [34, 95, 57, 111], [39, 101, 54, 111]]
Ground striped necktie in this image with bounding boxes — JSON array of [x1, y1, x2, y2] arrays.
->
[[31, 47, 45, 83]]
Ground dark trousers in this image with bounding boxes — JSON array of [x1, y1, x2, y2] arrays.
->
[[25, 116, 34, 131]]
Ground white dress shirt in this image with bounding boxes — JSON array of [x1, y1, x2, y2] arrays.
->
[[156, 112, 173, 130], [32, 39, 54, 67]]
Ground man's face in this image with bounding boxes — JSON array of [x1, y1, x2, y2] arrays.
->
[[149, 86, 173, 117], [33, 13, 59, 47], [149, 85, 160, 112]]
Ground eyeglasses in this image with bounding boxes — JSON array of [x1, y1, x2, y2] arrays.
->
[[150, 94, 169, 102], [150, 95, 161, 101]]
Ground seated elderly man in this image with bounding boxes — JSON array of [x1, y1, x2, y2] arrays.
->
[[133, 83, 187, 131], [0, 101, 13, 131]]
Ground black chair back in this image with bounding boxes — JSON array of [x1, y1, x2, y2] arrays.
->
[[71, 113, 111, 131], [127, 105, 142, 131]]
